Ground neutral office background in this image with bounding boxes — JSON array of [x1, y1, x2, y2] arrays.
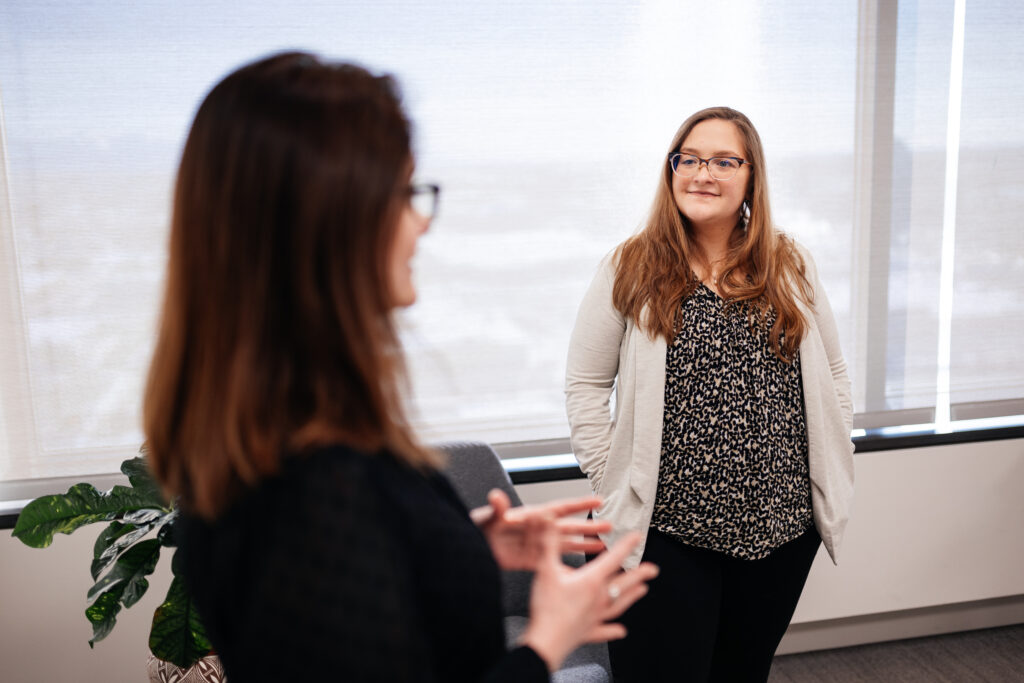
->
[[1, 0, 1023, 680]]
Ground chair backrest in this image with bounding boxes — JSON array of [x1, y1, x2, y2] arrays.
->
[[435, 441, 531, 616], [436, 441, 523, 509], [435, 441, 612, 681]]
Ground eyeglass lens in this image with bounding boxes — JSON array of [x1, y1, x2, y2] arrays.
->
[[410, 184, 440, 220], [670, 154, 742, 180]]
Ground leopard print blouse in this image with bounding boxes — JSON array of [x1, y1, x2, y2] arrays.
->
[[651, 283, 813, 560]]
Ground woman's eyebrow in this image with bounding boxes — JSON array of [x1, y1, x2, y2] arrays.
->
[[679, 147, 744, 157]]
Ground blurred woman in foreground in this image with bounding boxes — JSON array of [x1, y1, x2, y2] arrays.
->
[[144, 51, 657, 682]]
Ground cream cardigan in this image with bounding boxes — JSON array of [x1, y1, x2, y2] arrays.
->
[[565, 243, 855, 569]]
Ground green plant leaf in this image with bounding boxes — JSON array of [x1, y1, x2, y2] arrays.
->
[[87, 538, 161, 608], [86, 588, 123, 647], [85, 539, 160, 648], [91, 521, 134, 580], [121, 455, 168, 509], [12, 482, 169, 548], [123, 508, 167, 525], [90, 513, 175, 580], [15, 453, 190, 655], [149, 575, 212, 668], [93, 521, 131, 557], [157, 512, 179, 548]]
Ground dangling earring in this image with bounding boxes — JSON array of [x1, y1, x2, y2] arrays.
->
[[740, 199, 751, 231]]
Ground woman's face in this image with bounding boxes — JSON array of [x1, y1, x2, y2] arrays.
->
[[671, 118, 750, 233], [387, 181, 431, 309]]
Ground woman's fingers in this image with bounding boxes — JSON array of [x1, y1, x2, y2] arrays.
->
[[555, 518, 610, 554], [585, 623, 628, 644], [523, 495, 602, 519], [560, 538, 607, 554], [543, 495, 603, 518], [584, 531, 643, 577], [602, 579, 652, 621], [606, 562, 657, 601], [537, 515, 566, 566], [503, 496, 603, 524], [555, 519, 612, 536]]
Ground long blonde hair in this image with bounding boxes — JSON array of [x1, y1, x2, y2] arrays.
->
[[612, 106, 812, 360]]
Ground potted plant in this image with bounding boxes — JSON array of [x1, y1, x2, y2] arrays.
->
[[11, 449, 224, 681]]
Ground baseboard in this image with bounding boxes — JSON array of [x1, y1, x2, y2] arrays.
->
[[776, 594, 1024, 654]]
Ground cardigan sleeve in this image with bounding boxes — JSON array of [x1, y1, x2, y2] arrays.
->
[[565, 253, 627, 491], [800, 245, 854, 437]]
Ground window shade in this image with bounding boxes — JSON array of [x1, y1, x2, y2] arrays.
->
[[0, 0, 1020, 485]]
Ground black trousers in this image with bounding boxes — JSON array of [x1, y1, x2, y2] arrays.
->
[[609, 526, 821, 683]]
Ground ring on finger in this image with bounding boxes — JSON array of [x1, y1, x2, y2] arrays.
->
[[607, 583, 621, 601]]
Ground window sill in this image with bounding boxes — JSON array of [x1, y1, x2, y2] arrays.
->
[[3, 417, 1022, 529], [505, 416, 1024, 485]]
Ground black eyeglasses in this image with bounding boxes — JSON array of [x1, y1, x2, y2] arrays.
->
[[668, 153, 750, 181], [408, 183, 441, 220]]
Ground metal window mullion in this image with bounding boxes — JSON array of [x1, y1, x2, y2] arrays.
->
[[852, 0, 901, 420], [934, 0, 967, 432]]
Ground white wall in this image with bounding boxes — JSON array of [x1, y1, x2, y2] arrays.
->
[[792, 438, 1024, 622], [2, 437, 1022, 681], [0, 526, 173, 682]]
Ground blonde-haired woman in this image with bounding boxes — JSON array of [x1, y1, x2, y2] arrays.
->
[[566, 107, 854, 682]]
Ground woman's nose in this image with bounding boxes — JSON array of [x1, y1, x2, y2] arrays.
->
[[695, 161, 713, 179]]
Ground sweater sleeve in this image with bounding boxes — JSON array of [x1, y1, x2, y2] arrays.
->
[[565, 252, 627, 492], [483, 646, 551, 683]]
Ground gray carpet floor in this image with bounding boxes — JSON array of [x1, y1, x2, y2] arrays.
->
[[768, 624, 1024, 682]]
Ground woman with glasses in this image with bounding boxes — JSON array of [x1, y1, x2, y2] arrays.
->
[[144, 51, 657, 682], [565, 107, 854, 682]]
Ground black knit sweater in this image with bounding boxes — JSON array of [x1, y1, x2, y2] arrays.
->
[[178, 444, 549, 682]]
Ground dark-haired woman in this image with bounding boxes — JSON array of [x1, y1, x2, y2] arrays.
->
[[144, 52, 657, 682], [565, 107, 854, 682]]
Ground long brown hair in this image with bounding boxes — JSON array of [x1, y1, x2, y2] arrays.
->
[[612, 106, 811, 360], [144, 52, 437, 519]]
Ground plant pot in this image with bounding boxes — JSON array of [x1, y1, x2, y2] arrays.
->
[[146, 652, 226, 682]]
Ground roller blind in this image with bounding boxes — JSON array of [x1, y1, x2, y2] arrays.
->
[[0, 0, 1020, 485]]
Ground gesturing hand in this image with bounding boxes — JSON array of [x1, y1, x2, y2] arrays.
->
[[471, 489, 611, 571], [519, 528, 659, 673]]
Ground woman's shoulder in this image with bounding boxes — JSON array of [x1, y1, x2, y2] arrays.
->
[[198, 445, 417, 526], [594, 244, 623, 272], [787, 236, 813, 262], [284, 442, 390, 476], [592, 240, 636, 285], [771, 231, 818, 276], [280, 444, 434, 501]]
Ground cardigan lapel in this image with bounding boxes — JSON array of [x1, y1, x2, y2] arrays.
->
[[629, 308, 668, 505]]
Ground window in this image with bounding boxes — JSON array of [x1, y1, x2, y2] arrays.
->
[[851, 0, 1024, 429], [1, 0, 1021, 487]]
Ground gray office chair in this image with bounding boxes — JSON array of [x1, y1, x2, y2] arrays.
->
[[437, 441, 612, 683]]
